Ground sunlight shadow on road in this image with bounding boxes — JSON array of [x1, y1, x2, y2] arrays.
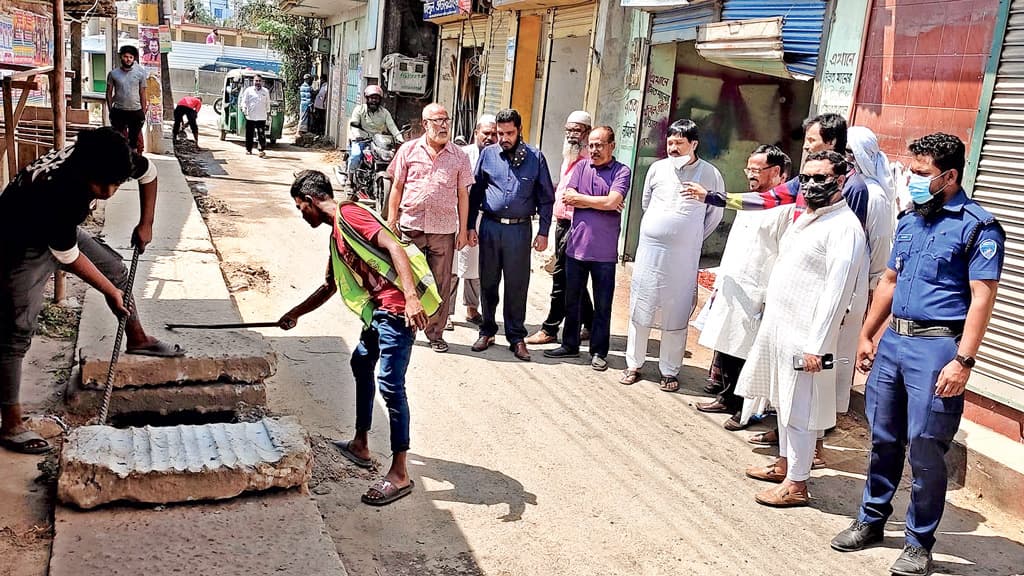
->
[[410, 454, 538, 522]]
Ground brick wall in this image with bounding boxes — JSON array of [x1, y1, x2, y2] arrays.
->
[[851, 0, 999, 164]]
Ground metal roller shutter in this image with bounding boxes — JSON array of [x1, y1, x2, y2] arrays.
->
[[650, 2, 719, 45], [464, 17, 489, 46], [970, 0, 1024, 399], [482, 12, 513, 114], [440, 23, 461, 40], [552, 3, 594, 39], [721, 0, 826, 79]]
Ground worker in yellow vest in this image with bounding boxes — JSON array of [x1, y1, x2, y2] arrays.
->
[[279, 170, 440, 506]]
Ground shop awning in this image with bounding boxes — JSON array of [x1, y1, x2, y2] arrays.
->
[[695, 17, 803, 80], [712, 0, 826, 79]]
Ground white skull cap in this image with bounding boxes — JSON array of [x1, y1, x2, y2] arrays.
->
[[567, 110, 592, 126], [478, 113, 497, 125]]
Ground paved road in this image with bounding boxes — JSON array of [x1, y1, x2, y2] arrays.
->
[[188, 117, 1024, 576]]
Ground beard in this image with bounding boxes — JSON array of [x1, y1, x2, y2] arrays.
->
[[563, 140, 583, 161]]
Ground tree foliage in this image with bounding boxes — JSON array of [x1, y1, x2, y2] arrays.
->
[[236, 0, 320, 117], [184, 0, 216, 26]]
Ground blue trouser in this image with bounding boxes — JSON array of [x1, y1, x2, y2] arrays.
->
[[351, 310, 415, 454], [347, 141, 365, 174], [563, 257, 615, 358], [857, 327, 963, 550], [478, 217, 532, 345]]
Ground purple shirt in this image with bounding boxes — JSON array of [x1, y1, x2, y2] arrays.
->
[[565, 158, 631, 263]]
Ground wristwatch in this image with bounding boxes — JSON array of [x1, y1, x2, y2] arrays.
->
[[955, 354, 976, 368]]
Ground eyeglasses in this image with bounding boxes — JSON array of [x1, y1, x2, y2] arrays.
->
[[425, 117, 451, 126], [797, 173, 836, 185]]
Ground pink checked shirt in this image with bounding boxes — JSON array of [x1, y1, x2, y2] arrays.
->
[[388, 137, 474, 234], [553, 150, 590, 221]]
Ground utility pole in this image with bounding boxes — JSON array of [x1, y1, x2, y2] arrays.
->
[[138, 0, 162, 153]]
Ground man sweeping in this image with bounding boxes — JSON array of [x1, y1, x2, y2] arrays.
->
[[280, 170, 440, 506], [0, 127, 184, 454]]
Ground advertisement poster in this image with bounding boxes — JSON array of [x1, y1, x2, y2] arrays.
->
[[140, 25, 161, 68], [13, 10, 34, 65], [817, 0, 870, 117], [0, 15, 14, 63], [159, 24, 172, 53]]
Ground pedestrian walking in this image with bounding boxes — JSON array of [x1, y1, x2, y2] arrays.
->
[[280, 170, 441, 506], [621, 119, 723, 390], [543, 127, 630, 371], [447, 114, 497, 330], [386, 103, 473, 352], [527, 111, 595, 346], [467, 108, 555, 361], [240, 75, 271, 157], [695, 145, 790, 429], [172, 95, 203, 146], [830, 133, 1004, 576], [0, 127, 185, 454], [105, 45, 147, 154], [737, 150, 867, 508]]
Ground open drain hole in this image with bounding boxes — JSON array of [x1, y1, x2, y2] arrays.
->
[[107, 410, 238, 428]]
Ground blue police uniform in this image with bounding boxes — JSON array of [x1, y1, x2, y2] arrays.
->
[[857, 189, 1004, 551]]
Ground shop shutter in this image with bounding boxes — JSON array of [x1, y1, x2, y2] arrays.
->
[[464, 17, 489, 46], [969, 0, 1024, 397], [551, 4, 595, 39], [650, 2, 719, 45], [721, 0, 826, 79], [482, 12, 513, 114], [441, 23, 461, 40]]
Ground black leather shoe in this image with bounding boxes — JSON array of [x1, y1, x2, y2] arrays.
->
[[889, 545, 931, 576], [830, 520, 884, 552], [543, 346, 579, 359]]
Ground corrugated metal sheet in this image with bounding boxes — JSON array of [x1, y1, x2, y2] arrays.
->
[[166, 41, 282, 72], [482, 12, 513, 114], [651, 2, 718, 44], [721, 0, 825, 78], [552, 4, 595, 39], [696, 17, 797, 80], [441, 23, 462, 40], [969, 0, 1024, 397], [464, 17, 490, 46]]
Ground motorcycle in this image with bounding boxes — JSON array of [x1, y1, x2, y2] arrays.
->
[[344, 124, 411, 219]]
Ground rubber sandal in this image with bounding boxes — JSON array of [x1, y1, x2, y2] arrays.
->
[[126, 341, 186, 358], [429, 339, 449, 353], [0, 430, 52, 454], [361, 478, 414, 506], [619, 369, 640, 385], [659, 376, 680, 393], [333, 440, 373, 469]]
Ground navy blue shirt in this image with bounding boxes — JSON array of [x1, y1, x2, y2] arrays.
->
[[889, 189, 1004, 322], [468, 142, 555, 236]]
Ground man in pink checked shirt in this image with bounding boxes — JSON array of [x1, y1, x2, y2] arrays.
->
[[387, 103, 474, 353], [526, 111, 595, 346]]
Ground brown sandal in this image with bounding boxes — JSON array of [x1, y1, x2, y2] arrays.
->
[[619, 369, 640, 385], [748, 429, 780, 446], [659, 376, 680, 393]]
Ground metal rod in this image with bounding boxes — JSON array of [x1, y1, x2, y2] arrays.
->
[[165, 321, 280, 330], [98, 248, 141, 425]]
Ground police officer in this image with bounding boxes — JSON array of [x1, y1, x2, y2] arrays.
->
[[829, 133, 1004, 576]]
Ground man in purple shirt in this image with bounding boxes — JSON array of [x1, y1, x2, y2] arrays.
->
[[544, 126, 630, 370]]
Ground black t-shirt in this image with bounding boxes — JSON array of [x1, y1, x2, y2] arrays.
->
[[0, 145, 150, 254]]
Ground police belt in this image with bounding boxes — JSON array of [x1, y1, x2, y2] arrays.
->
[[890, 318, 964, 338], [483, 213, 530, 225]]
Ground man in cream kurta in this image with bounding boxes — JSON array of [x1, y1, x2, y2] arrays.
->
[[738, 151, 867, 508], [621, 120, 723, 390]]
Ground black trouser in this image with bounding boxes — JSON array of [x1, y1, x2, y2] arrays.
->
[[172, 105, 199, 142], [562, 257, 615, 358], [245, 119, 267, 152], [711, 351, 746, 413], [541, 218, 593, 337], [109, 107, 145, 153], [478, 216, 532, 345]]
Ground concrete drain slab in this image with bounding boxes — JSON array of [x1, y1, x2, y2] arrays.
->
[[50, 492, 347, 576], [57, 417, 311, 509]]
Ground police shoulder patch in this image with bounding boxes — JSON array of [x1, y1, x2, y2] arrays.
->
[[979, 239, 999, 260]]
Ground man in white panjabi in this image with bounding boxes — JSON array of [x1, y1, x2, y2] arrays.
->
[[739, 150, 868, 508], [620, 119, 724, 391], [695, 145, 791, 430], [447, 114, 497, 330]]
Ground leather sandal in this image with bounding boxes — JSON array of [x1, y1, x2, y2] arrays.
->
[[755, 483, 809, 507], [619, 369, 640, 385], [745, 458, 787, 483]]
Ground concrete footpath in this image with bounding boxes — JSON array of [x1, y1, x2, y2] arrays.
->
[[49, 148, 348, 576]]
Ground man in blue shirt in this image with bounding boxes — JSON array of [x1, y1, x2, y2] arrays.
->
[[467, 109, 555, 361], [830, 133, 1004, 576]]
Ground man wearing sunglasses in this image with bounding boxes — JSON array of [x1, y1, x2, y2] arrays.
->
[[386, 103, 474, 353], [736, 150, 867, 509]]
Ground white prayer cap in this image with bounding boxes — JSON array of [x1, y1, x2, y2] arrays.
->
[[566, 110, 592, 127], [477, 114, 497, 126]]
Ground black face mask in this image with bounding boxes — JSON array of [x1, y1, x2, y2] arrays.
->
[[801, 179, 840, 210]]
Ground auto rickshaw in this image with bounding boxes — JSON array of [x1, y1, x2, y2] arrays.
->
[[214, 69, 285, 145]]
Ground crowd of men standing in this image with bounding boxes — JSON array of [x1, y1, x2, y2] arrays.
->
[[373, 101, 1004, 575]]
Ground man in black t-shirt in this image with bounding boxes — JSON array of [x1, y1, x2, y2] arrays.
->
[[0, 127, 183, 454]]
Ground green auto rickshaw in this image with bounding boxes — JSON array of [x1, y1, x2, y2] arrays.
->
[[214, 69, 285, 145]]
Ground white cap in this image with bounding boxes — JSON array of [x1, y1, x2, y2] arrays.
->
[[566, 110, 592, 126], [477, 113, 497, 126]]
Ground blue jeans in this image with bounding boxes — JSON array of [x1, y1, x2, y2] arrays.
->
[[351, 310, 415, 454], [347, 141, 365, 174], [857, 328, 963, 550], [563, 257, 616, 358]]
